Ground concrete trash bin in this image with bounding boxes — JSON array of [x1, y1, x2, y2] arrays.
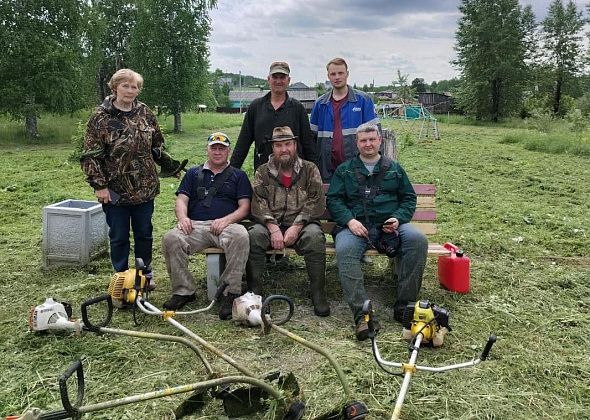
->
[[42, 199, 108, 268]]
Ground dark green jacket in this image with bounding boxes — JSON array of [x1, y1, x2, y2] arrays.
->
[[326, 155, 417, 228]]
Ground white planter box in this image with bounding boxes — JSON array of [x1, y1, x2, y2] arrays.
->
[[43, 199, 108, 268]]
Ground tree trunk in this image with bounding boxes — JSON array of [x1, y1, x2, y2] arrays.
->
[[173, 99, 182, 133], [96, 65, 109, 100], [553, 76, 562, 116], [491, 78, 501, 123], [174, 112, 182, 133], [25, 113, 38, 139]]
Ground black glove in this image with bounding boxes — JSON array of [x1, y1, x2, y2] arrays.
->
[[153, 148, 188, 177], [376, 230, 401, 258]]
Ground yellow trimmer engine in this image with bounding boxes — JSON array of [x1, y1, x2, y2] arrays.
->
[[107, 258, 148, 308], [402, 300, 451, 347]]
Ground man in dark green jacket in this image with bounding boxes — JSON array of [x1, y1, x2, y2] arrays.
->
[[327, 122, 428, 340]]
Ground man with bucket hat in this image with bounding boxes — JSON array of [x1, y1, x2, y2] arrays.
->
[[246, 126, 330, 317], [162, 132, 252, 320], [230, 61, 316, 170]]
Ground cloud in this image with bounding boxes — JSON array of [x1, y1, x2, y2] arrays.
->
[[208, 0, 587, 86]]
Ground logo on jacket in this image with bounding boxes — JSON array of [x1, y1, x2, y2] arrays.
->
[[352, 107, 362, 112]]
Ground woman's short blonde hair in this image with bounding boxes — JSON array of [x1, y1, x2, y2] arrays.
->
[[108, 69, 144, 93]]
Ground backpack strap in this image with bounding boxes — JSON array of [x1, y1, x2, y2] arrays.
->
[[201, 165, 235, 208], [352, 156, 393, 225]]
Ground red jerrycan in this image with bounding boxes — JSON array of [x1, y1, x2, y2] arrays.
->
[[437, 242, 470, 293]]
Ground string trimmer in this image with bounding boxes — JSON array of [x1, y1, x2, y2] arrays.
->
[[259, 296, 369, 420], [362, 299, 496, 420], [16, 292, 298, 419]]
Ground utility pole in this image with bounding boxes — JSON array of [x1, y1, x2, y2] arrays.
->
[[239, 70, 242, 113]]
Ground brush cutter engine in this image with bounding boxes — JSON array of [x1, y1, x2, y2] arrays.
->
[[401, 300, 451, 347], [232, 292, 263, 327], [108, 258, 149, 308], [28, 297, 82, 333]]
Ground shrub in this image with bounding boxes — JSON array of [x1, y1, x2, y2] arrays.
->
[[69, 120, 86, 162]]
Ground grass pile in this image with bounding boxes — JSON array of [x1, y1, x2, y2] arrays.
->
[[0, 114, 589, 419]]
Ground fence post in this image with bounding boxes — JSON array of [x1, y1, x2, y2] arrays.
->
[[382, 128, 398, 160]]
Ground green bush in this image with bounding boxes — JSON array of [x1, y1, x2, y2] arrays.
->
[[69, 120, 86, 162], [565, 108, 588, 133]]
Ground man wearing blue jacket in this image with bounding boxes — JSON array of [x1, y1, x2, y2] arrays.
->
[[310, 57, 381, 182], [326, 123, 428, 341]]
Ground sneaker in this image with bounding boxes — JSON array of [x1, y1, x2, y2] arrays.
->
[[219, 293, 240, 320], [147, 280, 157, 292], [163, 293, 196, 310], [144, 271, 156, 291], [355, 318, 381, 341]]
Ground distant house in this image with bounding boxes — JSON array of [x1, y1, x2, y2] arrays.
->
[[218, 77, 233, 86], [418, 92, 454, 114], [374, 90, 397, 101], [225, 82, 318, 112]]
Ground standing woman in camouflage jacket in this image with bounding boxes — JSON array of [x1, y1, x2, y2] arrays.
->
[[81, 69, 181, 280]]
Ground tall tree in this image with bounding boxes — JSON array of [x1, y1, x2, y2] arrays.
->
[[88, 0, 137, 100], [454, 0, 528, 121], [393, 70, 415, 102], [541, 0, 585, 115], [411, 78, 427, 93], [0, 0, 87, 138], [130, 0, 216, 132]]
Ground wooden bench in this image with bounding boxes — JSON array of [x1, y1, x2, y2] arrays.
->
[[201, 183, 449, 299]]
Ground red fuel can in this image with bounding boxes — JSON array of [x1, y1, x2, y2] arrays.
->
[[437, 242, 470, 293]]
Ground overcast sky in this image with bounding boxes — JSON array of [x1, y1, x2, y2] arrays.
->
[[209, 0, 588, 87]]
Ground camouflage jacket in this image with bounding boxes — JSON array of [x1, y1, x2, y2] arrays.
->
[[251, 156, 325, 227], [80, 96, 166, 205]]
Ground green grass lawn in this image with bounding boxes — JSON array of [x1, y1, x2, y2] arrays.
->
[[0, 113, 589, 419]]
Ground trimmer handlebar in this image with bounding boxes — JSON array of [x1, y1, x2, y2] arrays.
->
[[80, 294, 113, 332], [58, 360, 85, 416], [361, 300, 377, 337], [480, 334, 497, 361], [261, 295, 294, 330]]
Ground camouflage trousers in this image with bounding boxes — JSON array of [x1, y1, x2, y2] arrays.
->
[[162, 221, 249, 296]]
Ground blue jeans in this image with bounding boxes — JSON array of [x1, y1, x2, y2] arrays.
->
[[335, 223, 428, 322], [103, 200, 154, 272]]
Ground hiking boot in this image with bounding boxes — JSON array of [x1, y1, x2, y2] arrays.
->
[[355, 318, 381, 341], [219, 293, 240, 320], [163, 293, 196, 310]]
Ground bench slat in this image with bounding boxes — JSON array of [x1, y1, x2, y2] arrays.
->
[[202, 242, 449, 257]]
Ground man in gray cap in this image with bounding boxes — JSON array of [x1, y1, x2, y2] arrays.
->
[[246, 126, 330, 317], [230, 61, 316, 171]]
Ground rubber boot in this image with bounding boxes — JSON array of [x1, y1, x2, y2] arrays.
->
[[307, 261, 330, 317], [246, 261, 264, 296]]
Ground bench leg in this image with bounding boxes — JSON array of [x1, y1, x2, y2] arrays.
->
[[206, 254, 226, 300]]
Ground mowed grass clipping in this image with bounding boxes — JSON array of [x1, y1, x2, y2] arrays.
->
[[0, 114, 589, 419]]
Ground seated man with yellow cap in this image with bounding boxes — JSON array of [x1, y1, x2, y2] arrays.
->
[[162, 132, 252, 320]]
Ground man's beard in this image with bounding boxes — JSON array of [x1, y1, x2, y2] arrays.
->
[[276, 153, 297, 171]]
